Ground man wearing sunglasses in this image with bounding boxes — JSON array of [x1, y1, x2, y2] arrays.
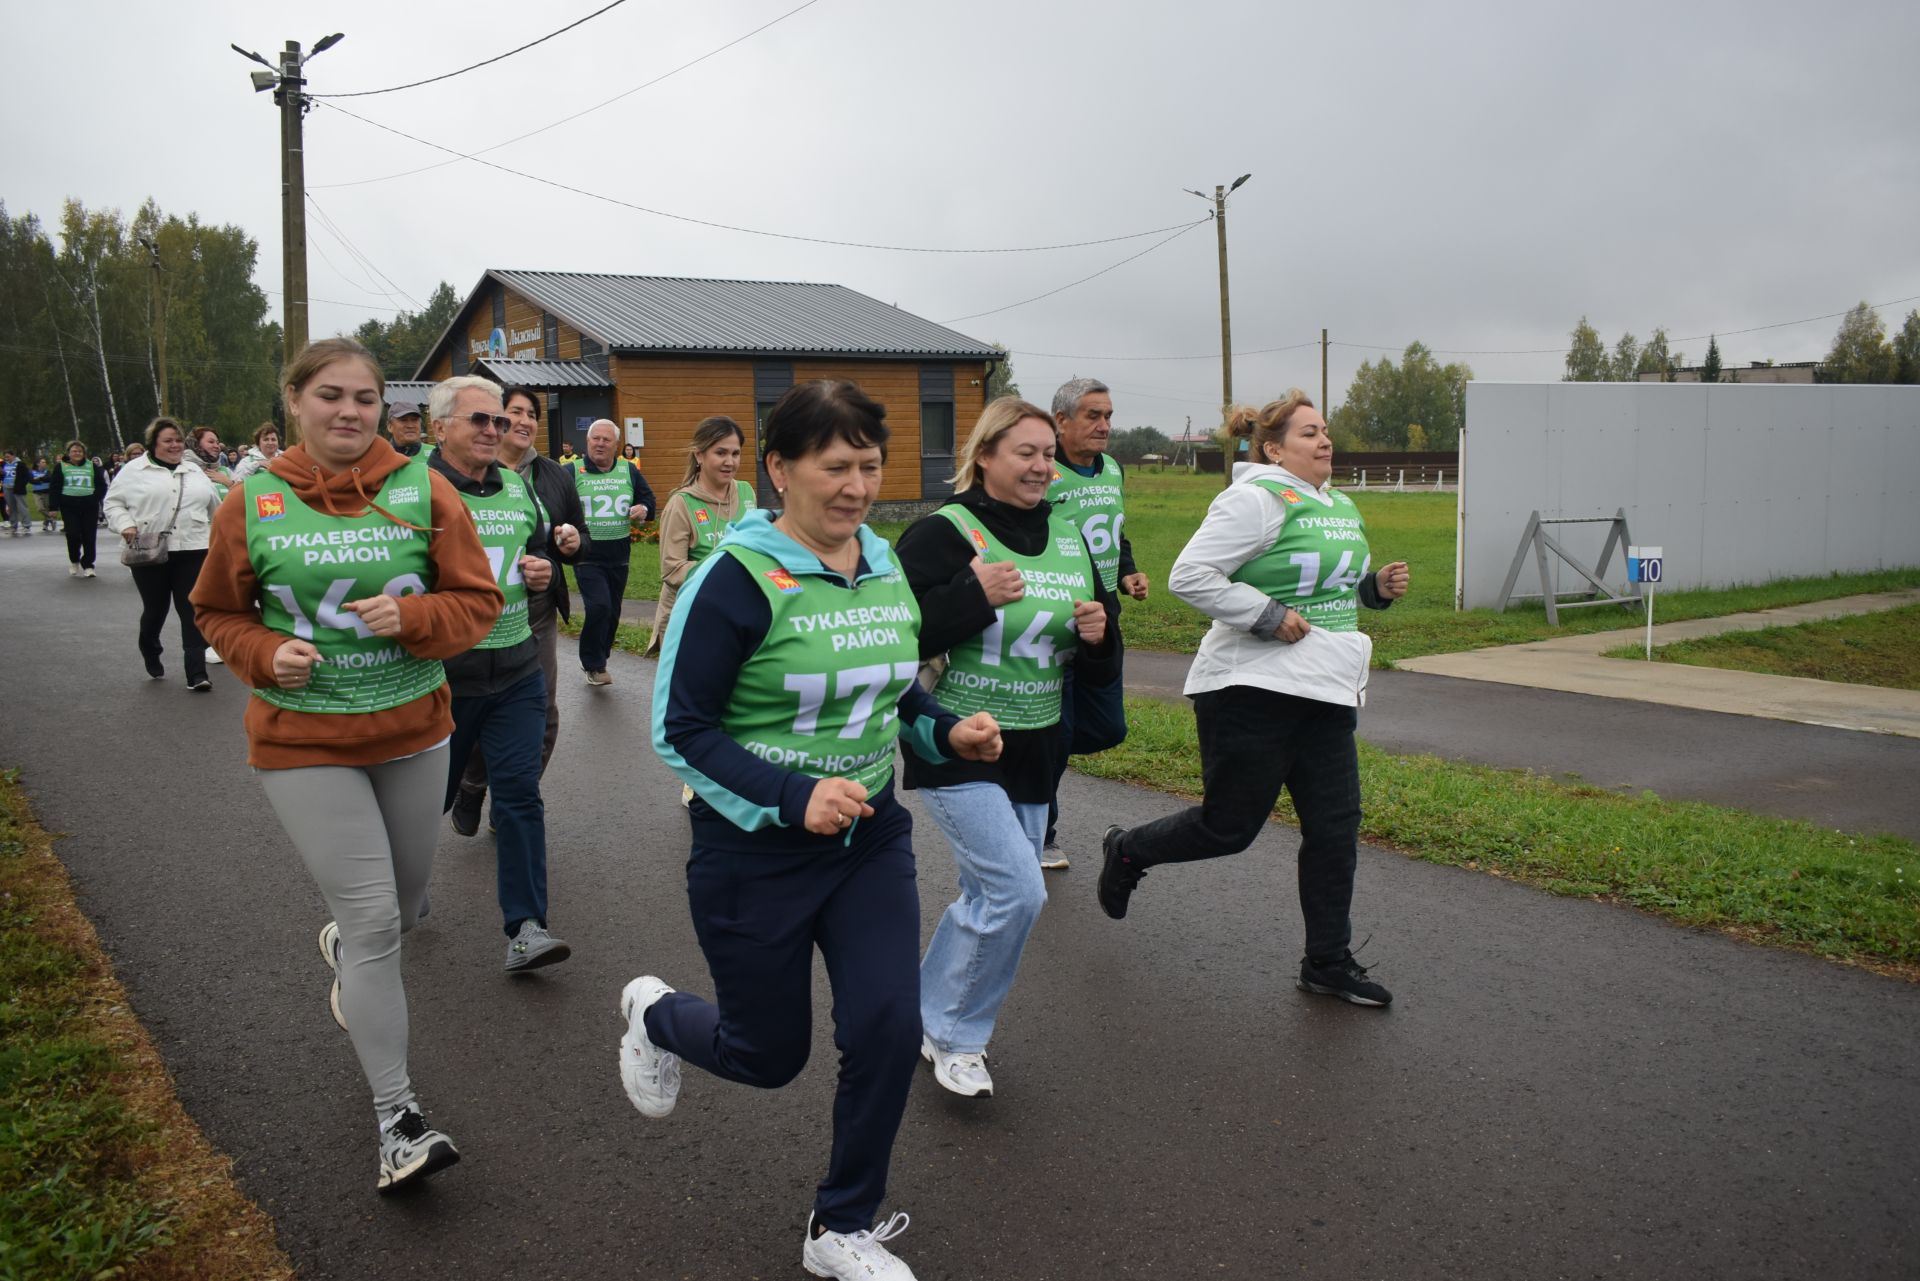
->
[[568, 419, 655, 688], [428, 376, 574, 972]]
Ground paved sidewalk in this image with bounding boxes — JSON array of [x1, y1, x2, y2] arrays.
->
[[1394, 589, 1920, 736]]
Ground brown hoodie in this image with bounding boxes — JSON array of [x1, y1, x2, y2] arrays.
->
[[191, 436, 503, 769]]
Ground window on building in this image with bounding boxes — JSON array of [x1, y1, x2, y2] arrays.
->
[[921, 401, 955, 456]]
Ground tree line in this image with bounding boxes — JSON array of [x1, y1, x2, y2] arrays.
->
[[1, 195, 465, 459], [1563, 304, 1920, 385]]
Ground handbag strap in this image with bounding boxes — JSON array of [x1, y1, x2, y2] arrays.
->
[[158, 466, 187, 535]]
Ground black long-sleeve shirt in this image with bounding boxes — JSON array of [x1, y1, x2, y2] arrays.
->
[[894, 487, 1121, 802]]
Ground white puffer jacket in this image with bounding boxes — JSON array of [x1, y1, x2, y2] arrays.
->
[[102, 453, 223, 553], [1170, 463, 1374, 707]]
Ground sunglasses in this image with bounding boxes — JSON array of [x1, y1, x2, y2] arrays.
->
[[457, 411, 512, 433]]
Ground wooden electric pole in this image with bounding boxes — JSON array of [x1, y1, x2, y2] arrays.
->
[[1321, 328, 1328, 413], [276, 41, 310, 374], [139, 236, 169, 416], [1188, 174, 1250, 488], [234, 32, 341, 444]]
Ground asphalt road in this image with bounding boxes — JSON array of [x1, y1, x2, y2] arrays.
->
[[1126, 651, 1920, 841], [4, 532, 1917, 1281]]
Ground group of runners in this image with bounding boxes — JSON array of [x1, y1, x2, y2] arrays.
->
[[154, 334, 1407, 1280]]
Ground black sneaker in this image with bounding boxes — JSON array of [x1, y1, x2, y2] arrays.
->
[[448, 785, 484, 837], [144, 655, 164, 680], [1096, 824, 1146, 920], [1297, 952, 1392, 1007], [188, 676, 213, 692]]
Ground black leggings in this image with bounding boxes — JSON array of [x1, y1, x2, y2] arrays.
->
[[61, 504, 98, 568], [131, 550, 208, 681], [1117, 685, 1362, 962]]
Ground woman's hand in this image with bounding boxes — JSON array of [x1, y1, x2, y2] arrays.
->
[[272, 639, 323, 688], [971, 556, 1026, 607], [520, 554, 553, 593], [949, 712, 1003, 762], [1275, 606, 1311, 643], [1071, 599, 1107, 647], [805, 777, 874, 835], [552, 523, 581, 556], [120, 526, 138, 545], [1375, 561, 1411, 601], [344, 594, 404, 637]]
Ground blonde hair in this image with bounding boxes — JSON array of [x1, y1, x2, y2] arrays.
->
[[952, 396, 1053, 492], [679, 415, 746, 489], [1222, 388, 1316, 464]]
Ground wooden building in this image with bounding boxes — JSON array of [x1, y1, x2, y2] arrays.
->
[[410, 270, 1000, 508]]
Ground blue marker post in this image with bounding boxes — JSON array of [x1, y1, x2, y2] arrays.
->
[[1626, 545, 1664, 659]]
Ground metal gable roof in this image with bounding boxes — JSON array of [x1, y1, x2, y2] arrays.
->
[[488, 270, 998, 359], [471, 357, 611, 388]]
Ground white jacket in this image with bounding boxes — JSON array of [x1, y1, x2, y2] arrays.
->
[[1171, 463, 1373, 706], [103, 453, 223, 553]]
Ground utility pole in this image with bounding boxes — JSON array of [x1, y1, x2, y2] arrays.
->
[[1321, 327, 1328, 413], [1187, 174, 1250, 488], [277, 40, 310, 371], [233, 32, 342, 442]]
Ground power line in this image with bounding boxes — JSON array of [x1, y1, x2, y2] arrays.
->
[[308, 1, 630, 99], [311, 99, 1202, 254], [312, 0, 826, 190], [303, 194, 426, 311], [942, 220, 1210, 324], [1007, 340, 1319, 362]]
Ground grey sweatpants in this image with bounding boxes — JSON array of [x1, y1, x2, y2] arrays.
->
[[257, 744, 448, 1115]]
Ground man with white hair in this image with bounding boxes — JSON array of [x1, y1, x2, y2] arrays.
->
[[569, 419, 655, 686], [429, 375, 573, 971], [1041, 377, 1150, 868]]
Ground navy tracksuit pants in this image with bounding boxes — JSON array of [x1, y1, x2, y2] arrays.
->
[[646, 799, 922, 1234]]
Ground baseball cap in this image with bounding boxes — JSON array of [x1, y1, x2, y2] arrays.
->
[[389, 401, 422, 419]]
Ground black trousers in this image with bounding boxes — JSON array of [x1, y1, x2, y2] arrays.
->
[[61, 503, 99, 567], [130, 550, 208, 683], [1118, 685, 1361, 962]]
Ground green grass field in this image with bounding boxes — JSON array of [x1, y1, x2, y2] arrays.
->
[[1104, 473, 1920, 663], [1077, 698, 1920, 971], [577, 473, 1920, 665], [1603, 603, 1920, 690]]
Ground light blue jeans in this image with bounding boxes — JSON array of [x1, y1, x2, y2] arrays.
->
[[919, 782, 1049, 1055]]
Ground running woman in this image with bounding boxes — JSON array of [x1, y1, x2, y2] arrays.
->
[[895, 397, 1117, 1098], [1096, 390, 1409, 1006], [190, 337, 502, 1190], [103, 418, 222, 690], [628, 380, 1002, 1281], [644, 414, 755, 657], [229, 422, 282, 484], [49, 441, 107, 576]]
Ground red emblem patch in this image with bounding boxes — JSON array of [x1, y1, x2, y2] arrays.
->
[[255, 493, 287, 521]]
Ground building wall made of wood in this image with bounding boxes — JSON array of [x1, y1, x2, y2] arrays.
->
[[606, 356, 990, 503]]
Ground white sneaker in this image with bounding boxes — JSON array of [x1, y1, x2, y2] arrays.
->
[[618, 976, 681, 1117], [206, 648, 223, 665], [803, 1212, 916, 1279], [68, 564, 80, 577], [377, 1105, 460, 1193], [318, 921, 346, 1031], [1039, 843, 1070, 870], [81, 568, 96, 578], [921, 1036, 993, 1097]]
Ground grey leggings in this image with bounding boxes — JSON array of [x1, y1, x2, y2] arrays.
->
[[257, 744, 447, 1115]]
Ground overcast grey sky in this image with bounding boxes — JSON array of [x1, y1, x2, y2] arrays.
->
[[7, 0, 1918, 430]]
